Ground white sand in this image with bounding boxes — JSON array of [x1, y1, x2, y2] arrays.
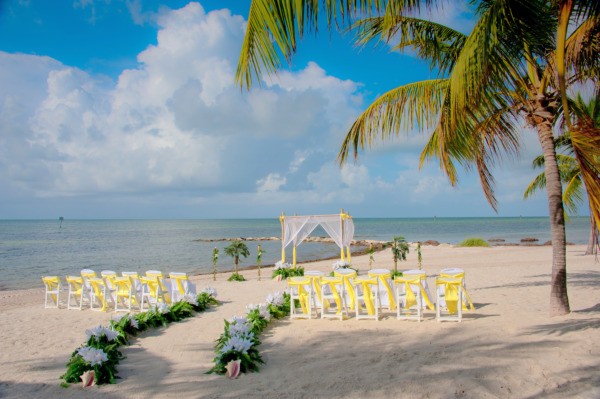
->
[[0, 245, 599, 399]]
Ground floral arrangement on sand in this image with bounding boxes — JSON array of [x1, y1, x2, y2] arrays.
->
[[271, 260, 304, 280], [61, 288, 219, 387], [208, 290, 290, 378]]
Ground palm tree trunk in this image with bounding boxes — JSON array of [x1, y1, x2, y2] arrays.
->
[[585, 213, 598, 255], [235, 257, 239, 274], [536, 121, 570, 316]]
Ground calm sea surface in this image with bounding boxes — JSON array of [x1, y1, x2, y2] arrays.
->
[[0, 217, 590, 290]]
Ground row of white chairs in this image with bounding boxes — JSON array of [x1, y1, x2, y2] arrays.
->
[[287, 268, 473, 322], [42, 270, 196, 312]]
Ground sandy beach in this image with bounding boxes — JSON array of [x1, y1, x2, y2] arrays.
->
[[1, 244, 599, 399]]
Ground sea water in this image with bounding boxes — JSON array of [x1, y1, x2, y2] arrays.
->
[[0, 217, 590, 290]]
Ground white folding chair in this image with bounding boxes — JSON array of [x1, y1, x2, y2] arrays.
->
[[66, 276, 86, 310], [319, 276, 347, 320], [42, 276, 61, 308], [353, 276, 381, 321]]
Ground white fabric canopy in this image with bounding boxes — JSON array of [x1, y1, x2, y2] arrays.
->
[[280, 213, 354, 265]]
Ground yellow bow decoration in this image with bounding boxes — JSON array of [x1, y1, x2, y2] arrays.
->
[[288, 277, 311, 314], [42, 276, 60, 303], [320, 276, 344, 313], [436, 277, 475, 314], [354, 277, 378, 315], [368, 270, 397, 310], [334, 270, 357, 310], [169, 274, 188, 295], [88, 278, 109, 311], [395, 276, 435, 312]]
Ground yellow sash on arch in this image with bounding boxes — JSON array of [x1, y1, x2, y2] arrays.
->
[[436, 277, 475, 314], [368, 270, 397, 310], [395, 276, 435, 311]]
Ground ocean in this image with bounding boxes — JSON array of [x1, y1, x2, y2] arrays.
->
[[0, 217, 591, 290]]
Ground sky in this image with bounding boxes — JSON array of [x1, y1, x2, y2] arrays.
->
[[0, 0, 575, 219]]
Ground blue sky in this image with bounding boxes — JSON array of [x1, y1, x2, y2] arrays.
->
[[0, 1, 568, 219]]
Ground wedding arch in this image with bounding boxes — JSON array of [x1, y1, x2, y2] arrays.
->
[[279, 210, 354, 267]]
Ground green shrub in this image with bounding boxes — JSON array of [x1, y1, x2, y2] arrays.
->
[[458, 237, 490, 247], [228, 272, 246, 282]]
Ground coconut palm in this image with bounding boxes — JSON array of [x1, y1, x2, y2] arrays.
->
[[235, 0, 600, 315], [224, 240, 250, 275], [389, 235, 409, 275], [524, 93, 600, 255]]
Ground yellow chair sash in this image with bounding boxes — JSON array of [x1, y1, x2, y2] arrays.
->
[[395, 276, 435, 311], [320, 277, 344, 313], [66, 276, 83, 295], [169, 273, 188, 295], [306, 275, 322, 303], [114, 277, 136, 304], [141, 276, 160, 298], [441, 272, 465, 279], [354, 277, 378, 315], [144, 273, 171, 303], [436, 277, 475, 314], [334, 270, 357, 310], [288, 277, 311, 314], [42, 276, 60, 302], [368, 271, 397, 310], [88, 278, 108, 311]]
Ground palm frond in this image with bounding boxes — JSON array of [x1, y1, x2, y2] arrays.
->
[[338, 79, 448, 163], [351, 16, 466, 75], [524, 172, 547, 199], [236, 0, 425, 89]]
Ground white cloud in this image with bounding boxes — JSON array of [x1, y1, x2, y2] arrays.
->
[[256, 173, 286, 193], [0, 2, 367, 214], [0, 2, 555, 218]]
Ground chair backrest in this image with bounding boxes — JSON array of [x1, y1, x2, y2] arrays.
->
[[122, 271, 141, 291], [80, 269, 96, 289], [66, 275, 84, 291], [42, 276, 60, 291], [113, 276, 132, 295], [169, 272, 189, 296]]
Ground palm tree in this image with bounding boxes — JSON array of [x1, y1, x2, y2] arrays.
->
[[389, 236, 409, 275], [524, 93, 600, 255], [224, 240, 250, 275], [235, 1, 600, 315]]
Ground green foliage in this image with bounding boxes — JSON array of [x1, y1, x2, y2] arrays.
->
[[228, 272, 246, 282], [390, 236, 409, 273], [208, 292, 291, 376], [390, 270, 403, 279], [224, 240, 250, 273], [458, 237, 490, 247], [417, 241, 423, 269], [271, 265, 304, 279], [61, 290, 219, 386]]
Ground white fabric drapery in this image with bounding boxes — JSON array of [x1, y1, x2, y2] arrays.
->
[[280, 212, 354, 266]]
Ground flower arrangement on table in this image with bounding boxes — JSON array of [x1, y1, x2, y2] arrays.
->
[[329, 260, 358, 276], [61, 287, 219, 387], [208, 290, 290, 378], [271, 260, 304, 280]]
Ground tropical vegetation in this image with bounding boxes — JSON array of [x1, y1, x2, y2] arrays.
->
[[389, 235, 409, 276], [524, 93, 600, 255], [224, 240, 250, 281], [236, 0, 600, 316], [458, 237, 490, 247]]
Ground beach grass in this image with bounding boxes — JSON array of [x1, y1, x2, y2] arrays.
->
[[458, 237, 490, 247]]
